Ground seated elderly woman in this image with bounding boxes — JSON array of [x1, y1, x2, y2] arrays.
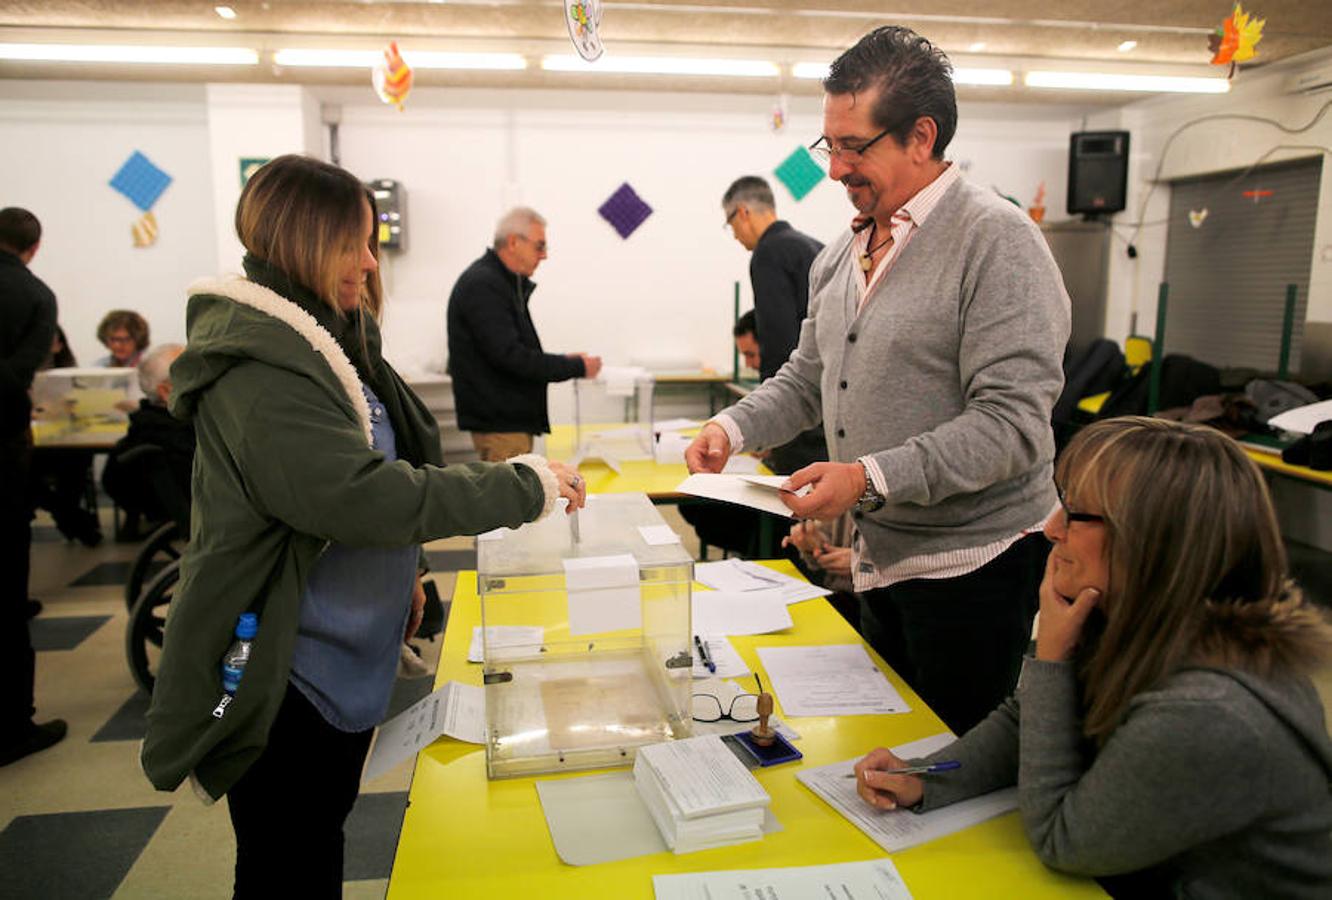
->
[[853, 416, 1332, 898], [94, 309, 150, 368]]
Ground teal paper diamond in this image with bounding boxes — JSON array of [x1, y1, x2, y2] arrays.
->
[[773, 146, 824, 201]]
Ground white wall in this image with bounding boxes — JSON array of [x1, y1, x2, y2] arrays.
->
[[1095, 53, 1332, 346], [0, 81, 216, 365], [2, 80, 1088, 419]]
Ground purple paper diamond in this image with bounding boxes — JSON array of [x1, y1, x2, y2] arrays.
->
[[597, 182, 653, 239]]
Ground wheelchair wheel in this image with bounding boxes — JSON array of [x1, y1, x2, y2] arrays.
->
[[124, 522, 184, 612], [126, 560, 180, 695]]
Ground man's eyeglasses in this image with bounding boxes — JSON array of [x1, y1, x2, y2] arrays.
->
[[722, 206, 741, 231], [809, 124, 895, 163], [691, 673, 765, 723], [1056, 484, 1104, 528], [515, 235, 547, 253]]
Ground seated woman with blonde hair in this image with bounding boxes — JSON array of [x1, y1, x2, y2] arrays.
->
[[854, 416, 1332, 898]]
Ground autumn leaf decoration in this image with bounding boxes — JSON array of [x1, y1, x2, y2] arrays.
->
[[1209, 3, 1265, 78]]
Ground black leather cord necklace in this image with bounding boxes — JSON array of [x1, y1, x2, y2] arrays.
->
[[858, 221, 894, 273]]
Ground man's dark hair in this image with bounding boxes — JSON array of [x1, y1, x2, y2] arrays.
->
[[733, 309, 757, 338], [823, 26, 957, 160], [722, 177, 775, 213], [0, 207, 41, 255]]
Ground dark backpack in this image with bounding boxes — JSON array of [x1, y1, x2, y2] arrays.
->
[[1097, 354, 1221, 419]]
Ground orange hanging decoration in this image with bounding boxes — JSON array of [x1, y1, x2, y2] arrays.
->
[[1209, 3, 1265, 79], [372, 41, 414, 111]]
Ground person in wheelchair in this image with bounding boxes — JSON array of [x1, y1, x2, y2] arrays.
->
[[140, 154, 588, 899], [102, 343, 193, 537]]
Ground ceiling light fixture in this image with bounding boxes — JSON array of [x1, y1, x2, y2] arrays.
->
[[542, 55, 779, 77], [968, 42, 987, 52], [0, 43, 257, 65], [274, 49, 526, 70], [214, 5, 237, 19], [793, 62, 1011, 86], [1025, 70, 1229, 93], [1117, 40, 1138, 52]]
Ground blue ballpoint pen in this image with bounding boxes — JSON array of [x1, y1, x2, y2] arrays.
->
[[845, 760, 961, 778], [693, 635, 716, 673]]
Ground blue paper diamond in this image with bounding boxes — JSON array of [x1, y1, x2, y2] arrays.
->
[[597, 182, 653, 239], [773, 146, 824, 201], [109, 151, 173, 212]]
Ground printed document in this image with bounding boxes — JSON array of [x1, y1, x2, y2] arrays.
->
[[690, 636, 749, 679], [653, 858, 913, 900], [797, 732, 1017, 853], [757, 645, 910, 716], [695, 559, 789, 592], [362, 681, 484, 782]]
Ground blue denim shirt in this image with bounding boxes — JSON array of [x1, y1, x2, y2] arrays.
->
[[289, 383, 419, 732]]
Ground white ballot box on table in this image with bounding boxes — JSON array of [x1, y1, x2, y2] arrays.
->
[[478, 492, 693, 779], [572, 368, 655, 469]]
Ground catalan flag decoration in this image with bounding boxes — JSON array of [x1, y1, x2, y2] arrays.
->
[[1209, 4, 1266, 78], [373, 41, 414, 110]]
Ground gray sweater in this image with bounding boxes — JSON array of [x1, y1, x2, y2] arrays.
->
[[916, 658, 1332, 898], [720, 178, 1070, 566]]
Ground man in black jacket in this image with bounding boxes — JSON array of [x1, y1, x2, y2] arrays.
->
[[0, 207, 65, 766], [446, 207, 602, 461]]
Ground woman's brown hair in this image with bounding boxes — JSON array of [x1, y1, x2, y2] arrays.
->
[[97, 310, 150, 351], [1058, 417, 1329, 744], [235, 154, 381, 319]]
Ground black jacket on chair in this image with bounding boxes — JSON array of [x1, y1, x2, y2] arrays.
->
[[446, 249, 585, 434]]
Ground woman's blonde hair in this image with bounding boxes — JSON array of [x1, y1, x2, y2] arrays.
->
[[235, 154, 381, 318], [1059, 417, 1328, 744]]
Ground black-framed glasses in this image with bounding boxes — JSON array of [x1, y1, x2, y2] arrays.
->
[[515, 234, 548, 253], [722, 206, 742, 231], [691, 673, 765, 723], [809, 124, 895, 163], [1056, 484, 1104, 527]]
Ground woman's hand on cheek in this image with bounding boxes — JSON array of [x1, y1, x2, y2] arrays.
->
[[1035, 552, 1101, 662]]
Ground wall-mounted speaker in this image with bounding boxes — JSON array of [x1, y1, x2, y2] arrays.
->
[[1067, 131, 1129, 217]]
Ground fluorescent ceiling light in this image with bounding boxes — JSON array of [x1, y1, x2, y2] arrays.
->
[[1117, 40, 1138, 52], [214, 5, 237, 19], [793, 62, 1011, 86], [542, 55, 778, 77], [0, 43, 257, 65], [273, 49, 526, 70], [968, 42, 987, 52], [1025, 70, 1229, 93]]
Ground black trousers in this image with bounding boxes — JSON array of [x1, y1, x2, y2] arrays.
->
[[858, 533, 1049, 736], [0, 429, 35, 731], [227, 684, 373, 899]]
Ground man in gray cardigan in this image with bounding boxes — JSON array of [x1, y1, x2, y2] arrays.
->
[[686, 26, 1069, 735]]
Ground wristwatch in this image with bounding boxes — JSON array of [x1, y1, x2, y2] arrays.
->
[[856, 460, 886, 513]]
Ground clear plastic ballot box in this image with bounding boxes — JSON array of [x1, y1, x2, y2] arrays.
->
[[477, 493, 693, 779]]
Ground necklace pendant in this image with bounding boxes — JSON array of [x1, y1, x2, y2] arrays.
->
[[859, 253, 873, 272]]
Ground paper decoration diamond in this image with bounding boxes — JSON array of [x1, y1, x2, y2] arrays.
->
[[597, 182, 653, 239], [109, 151, 173, 212], [774, 146, 824, 201]]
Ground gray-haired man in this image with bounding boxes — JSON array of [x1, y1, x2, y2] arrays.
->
[[687, 27, 1070, 735], [447, 207, 602, 461]]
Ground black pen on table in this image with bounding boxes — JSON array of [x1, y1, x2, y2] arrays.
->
[[693, 635, 716, 673], [845, 761, 961, 778]]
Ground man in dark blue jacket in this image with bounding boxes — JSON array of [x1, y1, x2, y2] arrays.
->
[[0, 207, 65, 766], [446, 208, 602, 461]]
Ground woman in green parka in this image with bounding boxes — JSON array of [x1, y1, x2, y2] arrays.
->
[[141, 155, 587, 897]]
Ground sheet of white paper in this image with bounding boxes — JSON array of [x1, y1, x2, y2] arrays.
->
[[695, 559, 787, 593], [690, 635, 749, 678], [467, 625, 545, 663], [638, 524, 681, 546], [737, 474, 811, 497], [563, 554, 642, 636], [652, 858, 913, 900], [721, 455, 763, 474], [1269, 398, 1332, 435], [653, 418, 702, 432], [637, 735, 770, 818], [476, 527, 508, 542], [362, 681, 486, 782], [676, 473, 796, 518], [693, 591, 793, 637], [653, 431, 693, 465], [796, 733, 1016, 854], [757, 645, 910, 716]]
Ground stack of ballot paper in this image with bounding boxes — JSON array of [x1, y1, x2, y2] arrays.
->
[[632, 735, 771, 854]]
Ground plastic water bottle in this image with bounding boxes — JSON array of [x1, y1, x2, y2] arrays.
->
[[220, 613, 258, 695]]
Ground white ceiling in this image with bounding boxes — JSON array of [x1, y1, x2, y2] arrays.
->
[[2, 0, 1330, 102]]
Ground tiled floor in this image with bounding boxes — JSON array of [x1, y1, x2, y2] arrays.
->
[[3, 508, 458, 900], [4, 504, 1330, 899]]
